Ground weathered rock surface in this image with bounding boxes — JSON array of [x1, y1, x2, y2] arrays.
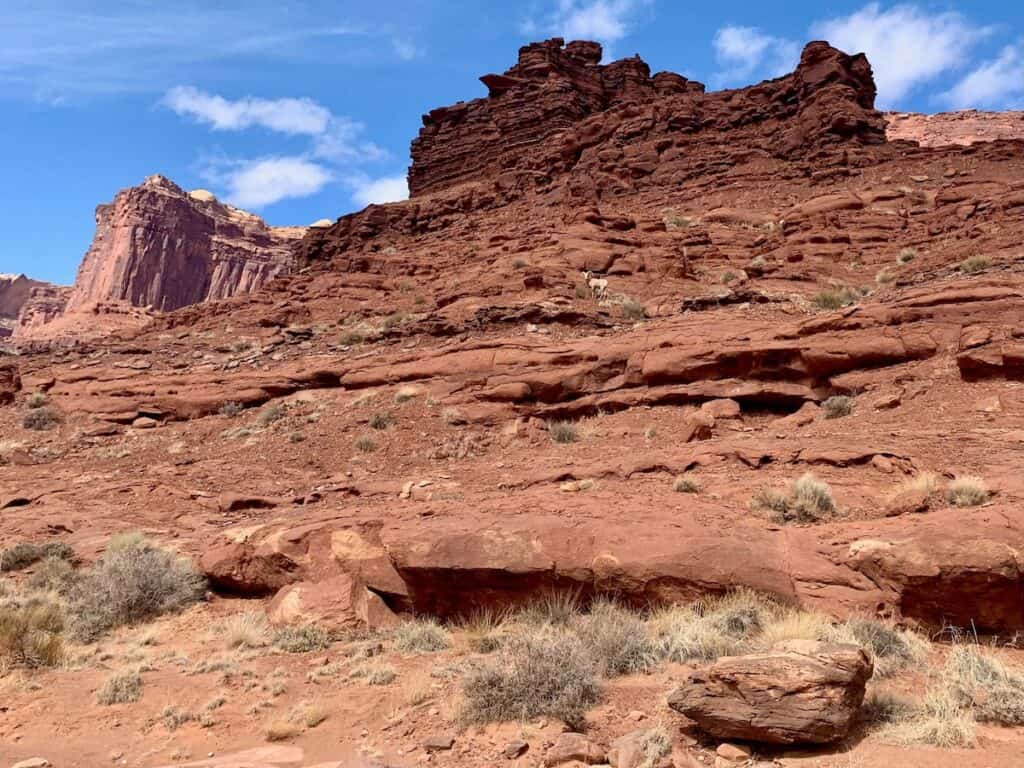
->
[[0, 273, 66, 338], [544, 733, 605, 766], [887, 110, 1024, 147], [667, 641, 872, 744], [0, 359, 19, 404]]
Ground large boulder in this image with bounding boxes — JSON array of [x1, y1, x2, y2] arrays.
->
[[667, 640, 872, 744], [267, 574, 400, 632]]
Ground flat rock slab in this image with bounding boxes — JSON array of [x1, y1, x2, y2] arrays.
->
[[668, 640, 872, 744]]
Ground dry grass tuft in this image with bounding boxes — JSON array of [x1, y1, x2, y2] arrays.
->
[[274, 624, 333, 654], [548, 420, 579, 444], [394, 617, 451, 654], [946, 476, 989, 507], [753, 473, 836, 524], [354, 435, 378, 453], [459, 608, 507, 654], [944, 646, 1024, 725], [460, 625, 599, 729], [290, 700, 328, 728], [369, 411, 394, 430], [843, 618, 928, 678], [0, 596, 65, 669], [883, 689, 976, 748], [518, 590, 582, 627], [97, 670, 143, 705], [22, 406, 61, 431], [812, 286, 859, 310], [576, 598, 658, 677], [264, 719, 300, 742], [221, 611, 270, 649], [960, 256, 991, 274], [672, 474, 699, 493]]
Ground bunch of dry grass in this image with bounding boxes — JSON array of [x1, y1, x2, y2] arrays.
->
[[460, 625, 599, 729], [752, 473, 836, 524], [67, 535, 205, 641], [0, 595, 65, 669], [882, 689, 976, 748], [394, 617, 451, 653], [843, 618, 928, 677], [97, 670, 143, 705], [273, 624, 333, 653], [944, 646, 1024, 725], [651, 590, 774, 663], [946, 476, 989, 507], [576, 598, 658, 677], [221, 611, 270, 649]]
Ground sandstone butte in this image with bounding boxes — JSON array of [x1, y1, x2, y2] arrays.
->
[[3, 37, 1024, 768]]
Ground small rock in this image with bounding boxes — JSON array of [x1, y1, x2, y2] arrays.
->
[[975, 395, 1003, 413], [545, 733, 605, 766], [12, 759, 51, 768], [423, 735, 455, 752], [910, 174, 929, 183], [626, 709, 646, 721], [503, 740, 529, 759], [884, 487, 931, 517], [716, 743, 752, 762], [872, 393, 901, 410], [132, 416, 158, 429]]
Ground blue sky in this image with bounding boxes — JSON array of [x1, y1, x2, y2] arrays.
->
[[2, 1, 1023, 284]]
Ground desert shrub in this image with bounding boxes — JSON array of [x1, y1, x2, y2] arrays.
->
[[574, 282, 593, 299], [354, 435, 378, 453], [512, 258, 529, 269], [757, 609, 838, 647], [811, 286, 858, 310], [381, 312, 406, 332], [0, 541, 73, 573], [862, 689, 918, 726], [365, 664, 397, 685], [753, 473, 835, 524], [22, 406, 60, 431], [274, 624, 333, 653], [222, 611, 270, 649], [845, 618, 927, 677], [97, 670, 143, 705], [707, 589, 773, 640], [460, 609, 507, 654], [340, 330, 365, 346], [960, 256, 990, 274], [369, 411, 394, 430], [264, 719, 300, 742], [672, 475, 699, 493], [290, 700, 328, 727], [897, 248, 917, 264], [945, 646, 1024, 725], [26, 392, 47, 408], [548, 420, 578, 444], [0, 597, 65, 669], [519, 590, 582, 627], [622, 297, 646, 320], [394, 617, 451, 653], [27, 555, 79, 594], [460, 626, 599, 728], [822, 395, 853, 419], [219, 401, 244, 418], [161, 705, 193, 731], [946, 476, 989, 507], [721, 271, 738, 285], [650, 604, 743, 663], [67, 536, 206, 641], [885, 689, 976, 748], [875, 268, 895, 285], [893, 471, 940, 498], [256, 403, 285, 427], [394, 385, 421, 404], [577, 598, 658, 677], [288, 431, 305, 443]]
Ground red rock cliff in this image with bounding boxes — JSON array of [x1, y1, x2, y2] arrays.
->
[[65, 175, 304, 314], [408, 39, 884, 198], [0, 274, 64, 338]]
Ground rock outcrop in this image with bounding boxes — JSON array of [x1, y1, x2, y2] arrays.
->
[[667, 641, 872, 744], [63, 176, 304, 316], [0, 274, 65, 338], [408, 38, 883, 199], [887, 110, 1024, 147]]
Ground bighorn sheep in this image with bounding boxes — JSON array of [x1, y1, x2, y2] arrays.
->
[[582, 270, 609, 299]]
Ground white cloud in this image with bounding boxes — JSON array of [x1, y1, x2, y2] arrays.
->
[[205, 157, 334, 209], [392, 38, 421, 61], [712, 25, 799, 86], [523, 0, 650, 49], [163, 86, 331, 135], [811, 3, 991, 107], [941, 44, 1024, 109], [349, 175, 410, 207]]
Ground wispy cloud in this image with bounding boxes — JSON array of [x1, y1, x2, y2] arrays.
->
[[522, 0, 652, 51], [167, 84, 395, 210], [392, 38, 421, 61], [203, 157, 334, 209], [941, 43, 1024, 110], [811, 3, 991, 107], [348, 175, 410, 207], [712, 26, 799, 86], [163, 87, 332, 135], [0, 1, 417, 100]]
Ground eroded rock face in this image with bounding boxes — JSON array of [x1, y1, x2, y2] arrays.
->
[[887, 110, 1024, 147], [667, 641, 872, 744], [0, 359, 19, 404], [408, 38, 883, 199], [0, 274, 66, 338], [65, 176, 304, 315]]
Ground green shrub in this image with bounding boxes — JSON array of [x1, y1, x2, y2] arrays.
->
[[548, 421, 578, 444], [960, 256, 990, 274], [460, 626, 599, 729], [0, 541, 73, 573], [845, 618, 926, 677], [22, 406, 60, 431], [274, 624, 333, 654], [822, 395, 853, 419], [67, 536, 205, 641]]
